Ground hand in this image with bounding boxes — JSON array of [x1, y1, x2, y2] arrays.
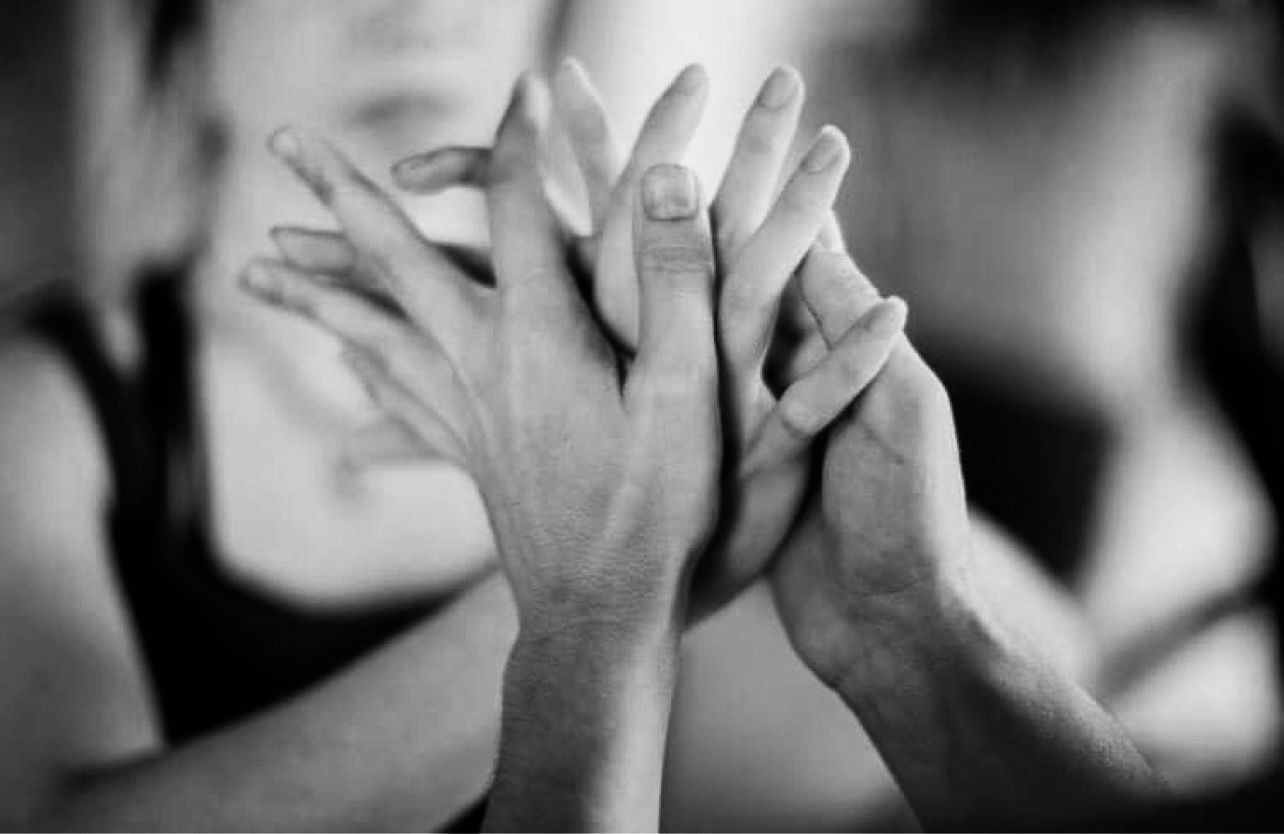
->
[[243, 77, 721, 639], [365, 62, 902, 618], [770, 242, 975, 689]]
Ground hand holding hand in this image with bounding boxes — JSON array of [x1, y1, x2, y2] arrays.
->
[[771, 242, 974, 688], [392, 62, 904, 617], [245, 77, 721, 641]]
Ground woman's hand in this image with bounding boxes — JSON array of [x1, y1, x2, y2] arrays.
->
[[769, 241, 973, 687], [370, 62, 903, 618], [246, 76, 721, 641], [245, 76, 734, 831], [767, 246, 1164, 829]]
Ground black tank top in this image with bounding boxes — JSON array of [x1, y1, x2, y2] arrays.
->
[[28, 268, 487, 826]]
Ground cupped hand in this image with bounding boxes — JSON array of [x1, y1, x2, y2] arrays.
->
[[770, 243, 977, 689], [243, 77, 724, 638]]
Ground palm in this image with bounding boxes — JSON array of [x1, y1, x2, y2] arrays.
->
[[772, 344, 971, 685]]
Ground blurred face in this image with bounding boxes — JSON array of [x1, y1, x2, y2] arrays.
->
[[207, 0, 556, 158]]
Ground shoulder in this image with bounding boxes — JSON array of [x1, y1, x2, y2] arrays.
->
[[0, 330, 110, 554], [0, 332, 160, 818]]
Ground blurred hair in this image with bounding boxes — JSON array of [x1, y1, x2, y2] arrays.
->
[[134, 0, 203, 84]]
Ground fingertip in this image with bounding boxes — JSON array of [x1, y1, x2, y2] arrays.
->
[[268, 125, 302, 160], [864, 296, 908, 337], [673, 63, 709, 95], [757, 64, 802, 110], [390, 151, 453, 192], [801, 125, 851, 174], [267, 226, 301, 265], [390, 152, 429, 182], [239, 259, 281, 298]]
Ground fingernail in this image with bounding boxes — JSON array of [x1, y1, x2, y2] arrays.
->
[[757, 66, 799, 110], [864, 297, 908, 338], [801, 126, 848, 173], [268, 126, 302, 161], [673, 63, 707, 94], [642, 164, 699, 220]]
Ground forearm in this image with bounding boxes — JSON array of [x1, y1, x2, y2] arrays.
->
[[484, 618, 681, 833], [836, 584, 1165, 830], [30, 574, 516, 832]]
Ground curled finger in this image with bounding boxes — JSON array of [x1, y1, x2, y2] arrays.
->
[[750, 297, 906, 467]]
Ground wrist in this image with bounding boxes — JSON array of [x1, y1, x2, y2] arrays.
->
[[512, 610, 681, 679], [491, 617, 680, 832], [825, 573, 1009, 703]]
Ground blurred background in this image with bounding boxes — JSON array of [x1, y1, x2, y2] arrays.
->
[[2, 0, 1283, 829]]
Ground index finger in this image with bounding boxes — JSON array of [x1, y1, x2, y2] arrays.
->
[[487, 74, 589, 329], [268, 127, 485, 354]]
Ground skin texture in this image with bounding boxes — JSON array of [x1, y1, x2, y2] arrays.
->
[[245, 70, 906, 830], [0, 10, 907, 832], [292, 60, 879, 621], [256, 62, 1164, 830], [769, 243, 1168, 830]]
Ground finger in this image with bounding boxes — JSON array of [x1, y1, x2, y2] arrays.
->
[[269, 226, 394, 307], [763, 280, 824, 392], [341, 348, 469, 469], [819, 211, 847, 253], [391, 146, 492, 193], [798, 242, 881, 346], [751, 298, 906, 466], [240, 258, 405, 345], [267, 126, 484, 351], [628, 164, 717, 407], [552, 56, 623, 229], [595, 65, 710, 348], [272, 225, 493, 295], [624, 65, 709, 182], [270, 226, 359, 274], [720, 126, 852, 376], [340, 417, 457, 468], [712, 65, 804, 259], [488, 74, 581, 313]]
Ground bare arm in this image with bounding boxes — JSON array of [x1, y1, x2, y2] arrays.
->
[[828, 563, 1162, 829], [0, 339, 515, 832], [772, 247, 1166, 829], [34, 576, 514, 832]]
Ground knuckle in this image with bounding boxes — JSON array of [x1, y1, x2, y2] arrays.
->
[[637, 244, 713, 283], [637, 362, 716, 408]]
